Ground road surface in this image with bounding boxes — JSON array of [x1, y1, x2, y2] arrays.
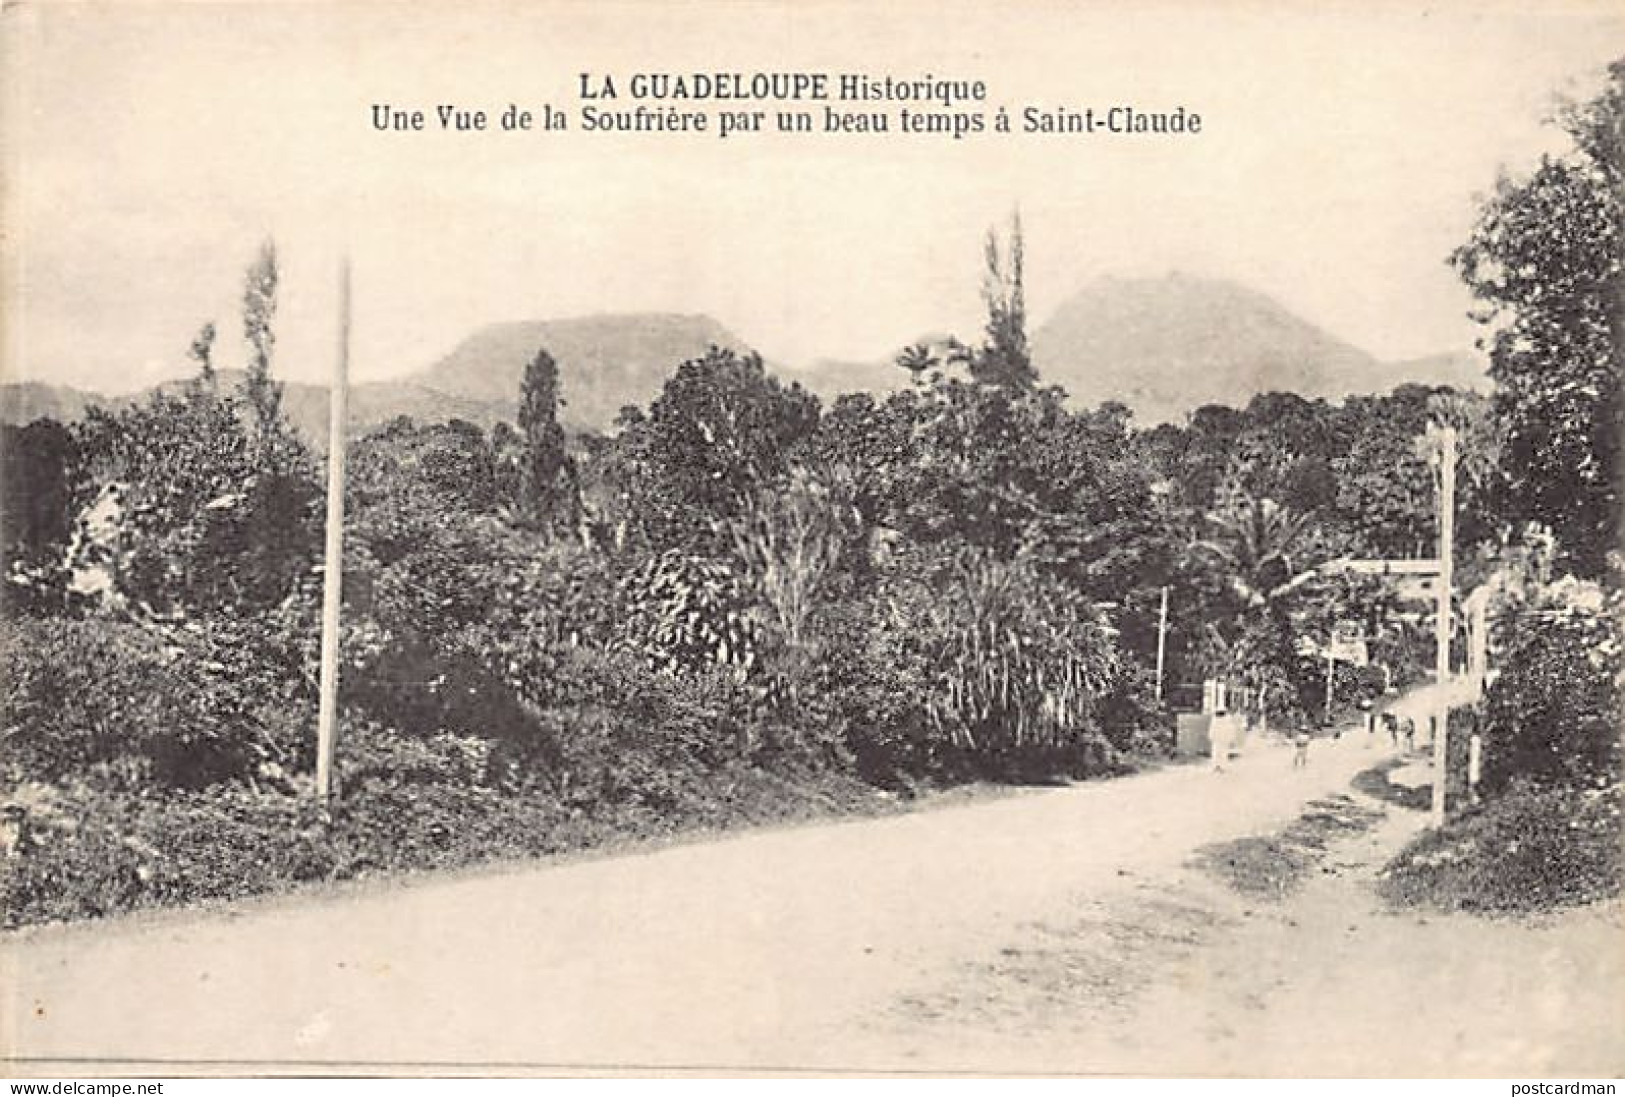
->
[[5, 719, 1620, 1075]]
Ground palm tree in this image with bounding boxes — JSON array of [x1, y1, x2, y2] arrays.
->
[[1191, 495, 1320, 614], [894, 343, 939, 382], [1189, 495, 1323, 727]]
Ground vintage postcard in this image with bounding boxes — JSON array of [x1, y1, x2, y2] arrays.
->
[[2, 0, 1622, 1079]]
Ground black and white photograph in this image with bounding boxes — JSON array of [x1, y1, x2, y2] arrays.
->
[[1, 0, 1622, 1080]]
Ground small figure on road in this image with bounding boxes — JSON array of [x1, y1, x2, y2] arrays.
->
[[1402, 716, 1416, 752], [1292, 725, 1311, 768], [1361, 699, 1376, 748], [1210, 706, 1232, 772], [1383, 711, 1399, 748]]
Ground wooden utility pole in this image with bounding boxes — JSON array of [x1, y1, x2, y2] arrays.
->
[[1430, 425, 1457, 827], [315, 260, 351, 804], [1324, 650, 1336, 723], [1154, 585, 1169, 702]]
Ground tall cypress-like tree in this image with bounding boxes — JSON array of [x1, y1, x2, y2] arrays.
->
[[517, 347, 576, 529], [241, 240, 283, 436], [188, 321, 218, 387], [972, 210, 1038, 391]]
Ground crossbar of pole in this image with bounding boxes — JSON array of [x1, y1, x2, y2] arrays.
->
[[315, 259, 350, 804]]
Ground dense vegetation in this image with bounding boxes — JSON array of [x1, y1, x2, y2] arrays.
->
[[1380, 60, 1624, 914], [3, 65, 1620, 927], [0, 225, 1457, 927]]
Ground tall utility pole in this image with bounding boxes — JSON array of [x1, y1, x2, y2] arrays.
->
[[1430, 425, 1457, 827], [1154, 585, 1169, 702], [315, 260, 351, 804], [1324, 650, 1336, 723]]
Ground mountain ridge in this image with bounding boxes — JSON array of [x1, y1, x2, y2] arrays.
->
[[3, 279, 1489, 436]]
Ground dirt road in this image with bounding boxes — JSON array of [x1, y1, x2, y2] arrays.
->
[[6, 723, 1621, 1075]]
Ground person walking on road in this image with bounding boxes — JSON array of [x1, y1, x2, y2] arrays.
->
[[1292, 722, 1311, 768], [1210, 707, 1232, 772]]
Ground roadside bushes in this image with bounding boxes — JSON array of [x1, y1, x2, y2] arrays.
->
[[613, 549, 762, 677], [2, 779, 331, 926], [0, 707, 893, 929], [0, 743, 565, 928], [1095, 659, 1173, 757], [72, 388, 321, 617], [1379, 781, 1622, 913], [1, 614, 313, 789], [1380, 578, 1623, 915], [0, 367, 1181, 930], [924, 549, 1118, 751], [825, 547, 1133, 785], [1479, 581, 1622, 794]]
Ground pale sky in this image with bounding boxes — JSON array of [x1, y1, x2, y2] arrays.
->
[[4, 0, 1622, 393]]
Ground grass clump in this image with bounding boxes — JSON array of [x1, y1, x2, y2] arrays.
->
[[1191, 794, 1384, 900], [1351, 760, 1432, 812]]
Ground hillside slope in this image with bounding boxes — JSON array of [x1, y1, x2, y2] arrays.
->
[[1031, 273, 1383, 422], [412, 313, 754, 432]]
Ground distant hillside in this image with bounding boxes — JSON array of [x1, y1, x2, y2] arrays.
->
[[412, 313, 754, 432], [3, 314, 756, 441], [1353, 351, 1489, 396], [145, 371, 515, 444], [0, 372, 511, 446], [1, 382, 113, 425], [1030, 273, 1377, 422], [782, 358, 913, 403], [773, 293, 1487, 420], [3, 289, 1492, 439]]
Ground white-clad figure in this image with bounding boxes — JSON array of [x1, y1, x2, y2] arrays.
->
[[1210, 707, 1233, 772]]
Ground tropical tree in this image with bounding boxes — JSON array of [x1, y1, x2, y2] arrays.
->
[[188, 321, 218, 388], [1185, 494, 1344, 719], [241, 240, 283, 439], [64, 244, 319, 616], [971, 211, 1037, 390], [1451, 58, 1623, 578], [604, 346, 821, 550], [516, 347, 578, 531], [1191, 495, 1321, 614], [877, 546, 1119, 758], [893, 343, 939, 383], [723, 466, 859, 648], [71, 384, 318, 616]]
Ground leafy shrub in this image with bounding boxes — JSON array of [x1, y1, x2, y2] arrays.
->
[[1379, 780, 1623, 913], [601, 347, 822, 551], [72, 385, 320, 616], [1, 614, 313, 789], [345, 633, 545, 749], [1094, 658, 1173, 756], [2, 778, 328, 926], [817, 581, 955, 785], [817, 549, 1130, 786], [612, 549, 761, 676], [342, 525, 619, 749], [544, 648, 754, 766], [723, 466, 861, 648], [324, 738, 569, 878], [1479, 581, 1622, 794], [902, 547, 1118, 753]]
